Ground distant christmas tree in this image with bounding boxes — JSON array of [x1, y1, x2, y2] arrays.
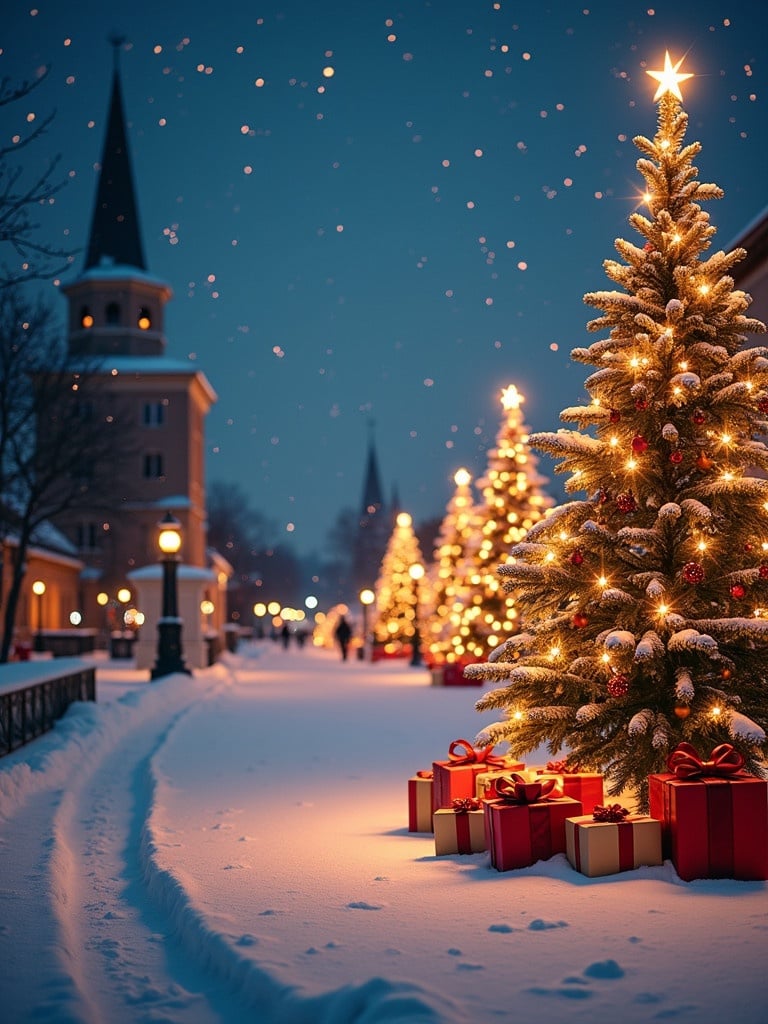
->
[[425, 467, 478, 665], [455, 384, 553, 663], [467, 54, 768, 809], [372, 511, 427, 652]]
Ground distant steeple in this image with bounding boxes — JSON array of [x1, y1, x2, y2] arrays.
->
[[84, 36, 146, 271], [360, 421, 385, 518]]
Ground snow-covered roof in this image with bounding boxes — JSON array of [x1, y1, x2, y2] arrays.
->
[[65, 260, 171, 292]]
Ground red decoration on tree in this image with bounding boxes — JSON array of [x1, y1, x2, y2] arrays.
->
[[615, 491, 636, 513], [571, 612, 589, 629], [721, 667, 733, 680], [609, 408, 621, 423], [631, 435, 649, 454], [692, 409, 706, 425], [730, 583, 746, 599], [607, 674, 630, 698], [758, 397, 768, 414], [674, 705, 691, 719], [669, 449, 684, 464], [696, 452, 713, 471], [635, 398, 649, 411], [598, 489, 611, 505], [643, 241, 654, 252], [759, 565, 768, 580], [682, 561, 705, 584], [570, 548, 584, 565]]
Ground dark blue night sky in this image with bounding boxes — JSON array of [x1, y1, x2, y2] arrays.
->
[[3, 1, 766, 554]]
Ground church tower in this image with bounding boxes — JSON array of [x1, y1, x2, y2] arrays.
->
[[55, 44, 217, 634], [351, 423, 390, 594]]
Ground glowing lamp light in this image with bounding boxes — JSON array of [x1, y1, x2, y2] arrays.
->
[[138, 315, 151, 330], [360, 588, 375, 607], [81, 313, 94, 328], [158, 517, 182, 555], [267, 601, 281, 616], [253, 603, 267, 617], [70, 611, 82, 626], [32, 580, 46, 597], [305, 595, 319, 610], [97, 592, 109, 607], [396, 511, 412, 528], [200, 599, 215, 616], [117, 587, 131, 603]]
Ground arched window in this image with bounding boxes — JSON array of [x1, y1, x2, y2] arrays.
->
[[80, 306, 94, 329], [106, 302, 120, 325], [137, 306, 152, 330]]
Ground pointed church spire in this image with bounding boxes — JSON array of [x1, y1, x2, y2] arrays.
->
[[360, 420, 385, 517], [84, 37, 146, 271]]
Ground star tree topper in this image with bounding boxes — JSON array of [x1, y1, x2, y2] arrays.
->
[[646, 51, 693, 102]]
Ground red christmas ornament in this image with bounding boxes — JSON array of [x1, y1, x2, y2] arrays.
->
[[758, 398, 768, 414], [571, 612, 589, 629], [669, 450, 684, 464], [674, 705, 691, 719], [631, 435, 649, 454], [643, 241, 654, 252], [745, 543, 754, 552], [696, 452, 714, 471], [721, 667, 733, 680], [730, 583, 746, 599], [570, 548, 584, 566], [635, 398, 649, 411], [615, 491, 636, 513], [607, 674, 630, 698], [682, 561, 705, 585], [609, 408, 621, 424], [598, 489, 611, 504], [692, 409, 706, 425], [759, 564, 768, 580]]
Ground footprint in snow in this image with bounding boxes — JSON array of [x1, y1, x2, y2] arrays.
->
[[346, 901, 383, 910], [528, 918, 569, 931], [488, 923, 515, 933], [583, 959, 625, 979]]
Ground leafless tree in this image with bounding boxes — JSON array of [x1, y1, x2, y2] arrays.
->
[[0, 67, 72, 289]]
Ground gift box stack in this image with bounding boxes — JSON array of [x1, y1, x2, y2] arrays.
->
[[648, 741, 768, 882]]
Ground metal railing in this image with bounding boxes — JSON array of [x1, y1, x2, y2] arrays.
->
[[0, 666, 96, 757]]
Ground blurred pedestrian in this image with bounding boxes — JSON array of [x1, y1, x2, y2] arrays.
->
[[334, 615, 352, 661], [281, 623, 290, 649]]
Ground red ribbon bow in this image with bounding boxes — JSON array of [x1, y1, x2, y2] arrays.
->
[[593, 803, 629, 823], [495, 773, 557, 805], [447, 738, 507, 768], [452, 797, 481, 813], [416, 770, 433, 779], [666, 742, 745, 779], [545, 759, 572, 773]]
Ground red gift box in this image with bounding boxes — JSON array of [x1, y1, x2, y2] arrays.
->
[[408, 771, 434, 833], [432, 739, 517, 811], [536, 761, 604, 810], [433, 799, 486, 855], [484, 774, 582, 871], [648, 742, 768, 882]]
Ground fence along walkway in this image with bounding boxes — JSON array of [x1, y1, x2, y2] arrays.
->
[[0, 660, 96, 757]]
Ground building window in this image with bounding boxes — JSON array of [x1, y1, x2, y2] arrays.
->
[[106, 302, 120, 325], [80, 306, 94, 328], [137, 306, 152, 330], [143, 452, 164, 478], [142, 401, 165, 427], [76, 522, 99, 551]]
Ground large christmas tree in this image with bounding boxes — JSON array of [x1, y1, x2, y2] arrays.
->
[[453, 384, 553, 664], [466, 54, 768, 810]]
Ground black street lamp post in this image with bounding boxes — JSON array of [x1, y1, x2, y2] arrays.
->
[[151, 512, 191, 680], [32, 579, 46, 653], [359, 587, 375, 661]]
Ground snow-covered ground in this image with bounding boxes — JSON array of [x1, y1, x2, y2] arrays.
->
[[1, 640, 766, 1023]]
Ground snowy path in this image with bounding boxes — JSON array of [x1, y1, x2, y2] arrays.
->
[[1, 642, 768, 1023]]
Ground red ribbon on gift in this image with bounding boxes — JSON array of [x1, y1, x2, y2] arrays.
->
[[447, 738, 507, 768], [667, 742, 745, 780], [452, 797, 481, 813], [545, 759, 572, 773], [495, 773, 558, 805], [593, 803, 629, 823], [416, 770, 433, 779]]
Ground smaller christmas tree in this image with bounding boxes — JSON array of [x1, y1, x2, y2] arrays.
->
[[425, 468, 478, 666], [372, 511, 427, 655], [452, 384, 553, 663]]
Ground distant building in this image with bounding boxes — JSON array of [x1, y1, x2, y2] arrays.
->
[[52, 55, 220, 643], [731, 205, 768, 326]]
